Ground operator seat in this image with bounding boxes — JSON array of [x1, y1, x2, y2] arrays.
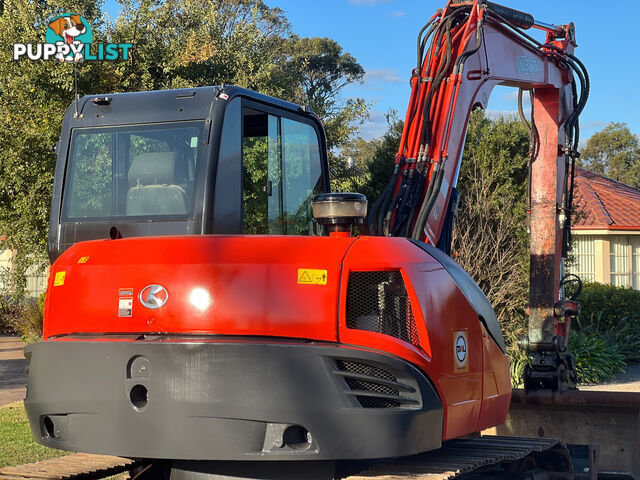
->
[[126, 152, 187, 216]]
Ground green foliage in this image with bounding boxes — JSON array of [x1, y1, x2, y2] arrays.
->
[[329, 111, 401, 195], [66, 133, 113, 218], [109, 0, 291, 93], [562, 282, 640, 384], [0, 0, 367, 294], [595, 315, 640, 363], [506, 333, 529, 388], [569, 326, 626, 384], [0, 403, 67, 467], [242, 136, 270, 234], [2, 295, 46, 344], [282, 36, 369, 167], [330, 136, 376, 194], [457, 111, 530, 224], [579, 122, 640, 187], [571, 282, 640, 331], [355, 111, 403, 201]]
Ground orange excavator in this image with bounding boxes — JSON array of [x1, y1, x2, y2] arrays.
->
[[24, 1, 593, 479]]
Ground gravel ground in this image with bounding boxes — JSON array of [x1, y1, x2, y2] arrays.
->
[[578, 362, 640, 392]]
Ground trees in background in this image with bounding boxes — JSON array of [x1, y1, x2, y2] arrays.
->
[[579, 122, 640, 188], [331, 110, 401, 194], [0, 0, 105, 290], [452, 111, 530, 335], [0, 0, 368, 294]]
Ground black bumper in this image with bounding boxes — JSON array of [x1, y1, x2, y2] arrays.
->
[[24, 339, 443, 460]]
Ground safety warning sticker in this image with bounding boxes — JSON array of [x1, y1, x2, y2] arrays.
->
[[297, 269, 328, 285], [53, 271, 66, 286], [118, 297, 133, 317], [77, 256, 90, 264]]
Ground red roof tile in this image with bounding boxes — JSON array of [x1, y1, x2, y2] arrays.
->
[[573, 166, 640, 230]]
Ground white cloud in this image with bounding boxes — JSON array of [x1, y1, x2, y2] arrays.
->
[[365, 68, 404, 84], [502, 90, 519, 102], [359, 110, 389, 141], [348, 0, 392, 5], [582, 120, 607, 130], [392, 10, 405, 17], [500, 90, 531, 105], [484, 109, 521, 120]]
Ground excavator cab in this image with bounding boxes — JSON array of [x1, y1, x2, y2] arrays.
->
[[48, 86, 330, 261]]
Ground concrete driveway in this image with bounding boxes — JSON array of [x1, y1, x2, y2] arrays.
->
[[0, 336, 27, 406]]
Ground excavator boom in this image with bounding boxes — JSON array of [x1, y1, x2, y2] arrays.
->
[[369, 0, 589, 391]]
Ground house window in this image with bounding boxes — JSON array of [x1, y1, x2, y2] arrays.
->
[[633, 238, 640, 289], [609, 236, 640, 289], [611, 236, 630, 287], [26, 266, 48, 299], [569, 235, 595, 282]]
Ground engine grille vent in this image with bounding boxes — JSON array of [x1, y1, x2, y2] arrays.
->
[[337, 360, 396, 381], [335, 360, 419, 409], [346, 271, 420, 346]]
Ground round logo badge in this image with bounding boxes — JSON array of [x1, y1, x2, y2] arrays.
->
[[139, 285, 169, 309], [455, 334, 467, 363]]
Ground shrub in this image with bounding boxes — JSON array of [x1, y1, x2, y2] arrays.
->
[[572, 282, 640, 330], [569, 327, 626, 384], [0, 300, 19, 335], [4, 293, 45, 344], [507, 344, 528, 388]]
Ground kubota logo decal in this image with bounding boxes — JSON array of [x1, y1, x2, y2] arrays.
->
[[139, 285, 169, 309]]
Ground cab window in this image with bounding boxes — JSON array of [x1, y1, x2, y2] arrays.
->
[[242, 108, 323, 235], [63, 122, 202, 220]]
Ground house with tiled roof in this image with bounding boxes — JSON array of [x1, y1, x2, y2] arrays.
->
[[568, 166, 640, 288]]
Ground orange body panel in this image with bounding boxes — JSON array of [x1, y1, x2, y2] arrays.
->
[[45, 234, 510, 440], [339, 237, 509, 439], [45, 236, 355, 341]]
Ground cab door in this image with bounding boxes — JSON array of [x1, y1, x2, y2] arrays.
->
[[212, 96, 328, 235]]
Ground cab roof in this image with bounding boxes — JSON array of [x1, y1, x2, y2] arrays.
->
[[66, 86, 310, 128]]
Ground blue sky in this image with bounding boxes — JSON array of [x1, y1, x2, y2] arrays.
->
[[103, 0, 640, 145]]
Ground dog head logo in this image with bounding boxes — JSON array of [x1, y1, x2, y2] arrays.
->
[[45, 14, 93, 61], [48, 15, 87, 44]]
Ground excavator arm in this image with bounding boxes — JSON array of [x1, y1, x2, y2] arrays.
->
[[368, 0, 589, 391]]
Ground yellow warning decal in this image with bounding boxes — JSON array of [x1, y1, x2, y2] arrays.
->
[[77, 256, 90, 264], [53, 271, 66, 286], [297, 269, 328, 285]]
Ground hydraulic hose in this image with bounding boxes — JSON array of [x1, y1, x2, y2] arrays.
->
[[411, 162, 445, 240], [368, 166, 398, 235]]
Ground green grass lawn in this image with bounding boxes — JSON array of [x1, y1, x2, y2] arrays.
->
[[0, 401, 68, 468], [0, 402, 127, 478]]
